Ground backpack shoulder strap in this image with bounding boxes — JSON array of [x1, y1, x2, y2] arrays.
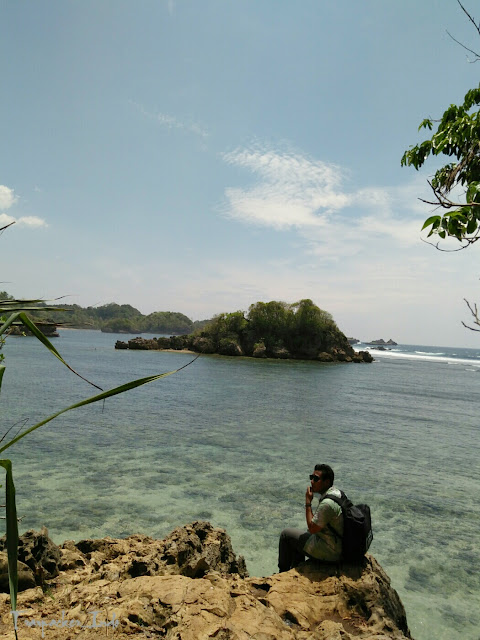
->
[[319, 489, 348, 509], [319, 490, 347, 540]]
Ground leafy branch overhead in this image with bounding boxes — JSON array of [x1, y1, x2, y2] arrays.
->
[[401, 84, 480, 246]]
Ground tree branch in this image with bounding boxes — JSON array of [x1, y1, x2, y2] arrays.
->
[[462, 298, 480, 331], [457, 0, 480, 38]]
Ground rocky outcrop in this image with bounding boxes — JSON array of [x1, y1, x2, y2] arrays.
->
[[8, 322, 59, 338], [0, 526, 61, 587], [115, 337, 374, 363], [252, 341, 267, 357], [0, 522, 411, 639], [0, 553, 35, 593]]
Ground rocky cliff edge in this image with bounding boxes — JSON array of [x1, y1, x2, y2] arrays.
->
[[0, 521, 412, 639]]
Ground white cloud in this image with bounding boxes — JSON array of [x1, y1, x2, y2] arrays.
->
[[0, 184, 47, 230], [221, 147, 350, 228], [17, 216, 47, 227], [132, 102, 209, 139], [0, 185, 18, 210], [0, 213, 47, 228], [221, 144, 430, 250], [0, 213, 15, 226]]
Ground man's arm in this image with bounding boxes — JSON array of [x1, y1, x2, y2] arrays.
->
[[305, 486, 325, 534]]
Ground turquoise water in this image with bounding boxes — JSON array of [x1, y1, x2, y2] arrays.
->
[[1, 330, 479, 640]]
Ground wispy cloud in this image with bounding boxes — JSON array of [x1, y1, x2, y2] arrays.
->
[[222, 146, 350, 229], [132, 102, 209, 139], [0, 213, 47, 228], [0, 185, 47, 228], [220, 144, 428, 248]]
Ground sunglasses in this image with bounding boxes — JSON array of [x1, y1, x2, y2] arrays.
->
[[309, 474, 322, 482]]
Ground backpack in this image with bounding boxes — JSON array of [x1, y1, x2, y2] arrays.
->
[[320, 490, 373, 562]]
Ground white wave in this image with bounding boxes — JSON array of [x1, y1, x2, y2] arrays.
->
[[369, 349, 480, 367], [415, 351, 445, 356]]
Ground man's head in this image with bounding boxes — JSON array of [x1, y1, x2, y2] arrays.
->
[[310, 463, 334, 494]]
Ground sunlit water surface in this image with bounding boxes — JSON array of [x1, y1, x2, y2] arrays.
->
[[1, 331, 479, 640]]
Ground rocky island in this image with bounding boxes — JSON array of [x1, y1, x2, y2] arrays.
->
[[0, 522, 412, 639], [116, 300, 373, 364]]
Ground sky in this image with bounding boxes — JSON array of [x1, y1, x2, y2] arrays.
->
[[2, 0, 480, 347]]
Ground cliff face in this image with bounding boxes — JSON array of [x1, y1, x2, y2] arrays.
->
[[0, 522, 411, 639]]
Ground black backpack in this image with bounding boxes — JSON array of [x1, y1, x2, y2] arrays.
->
[[320, 490, 373, 562]]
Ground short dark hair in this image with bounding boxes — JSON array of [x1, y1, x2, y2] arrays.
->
[[314, 464, 334, 487]]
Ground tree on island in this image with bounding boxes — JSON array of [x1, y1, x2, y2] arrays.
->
[[185, 299, 370, 362]]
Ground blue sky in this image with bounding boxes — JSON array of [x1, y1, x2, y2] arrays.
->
[[2, 0, 480, 346]]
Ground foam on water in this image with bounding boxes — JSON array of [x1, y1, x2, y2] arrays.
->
[[365, 347, 480, 367]]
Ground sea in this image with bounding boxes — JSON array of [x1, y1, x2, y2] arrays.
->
[[0, 330, 479, 640]]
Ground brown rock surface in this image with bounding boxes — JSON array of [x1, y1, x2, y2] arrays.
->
[[0, 522, 412, 639]]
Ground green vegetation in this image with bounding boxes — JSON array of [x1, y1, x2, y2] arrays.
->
[[186, 299, 358, 361], [0, 294, 211, 335], [115, 299, 372, 362], [402, 5, 480, 247], [402, 84, 480, 246], [401, 3, 480, 330], [0, 273, 198, 630]]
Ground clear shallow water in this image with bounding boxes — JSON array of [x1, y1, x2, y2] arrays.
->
[[1, 331, 479, 640]]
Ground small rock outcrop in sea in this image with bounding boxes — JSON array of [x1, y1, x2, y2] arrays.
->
[[367, 338, 398, 346], [0, 521, 411, 639], [8, 321, 59, 338]]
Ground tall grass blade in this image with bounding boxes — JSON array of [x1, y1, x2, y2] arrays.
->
[[0, 365, 5, 392], [0, 312, 103, 391], [0, 354, 200, 455], [0, 460, 18, 613]]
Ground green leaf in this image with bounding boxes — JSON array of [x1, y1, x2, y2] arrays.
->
[[467, 218, 478, 234], [421, 215, 441, 231], [0, 355, 200, 455], [418, 118, 433, 131], [0, 312, 102, 391], [0, 365, 5, 393], [466, 182, 480, 202], [0, 460, 18, 613]]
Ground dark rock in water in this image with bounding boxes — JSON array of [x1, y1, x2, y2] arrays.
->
[[270, 346, 291, 359], [9, 321, 59, 338], [252, 341, 267, 357], [368, 338, 397, 346], [127, 336, 157, 350], [359, 350, 374, 362], [317, 351, 334, 362], [192, 336, 215, 353], [217, 338, 244, 356]]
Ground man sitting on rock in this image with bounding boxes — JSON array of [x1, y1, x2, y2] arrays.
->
[[278, 463, 343, 572]]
